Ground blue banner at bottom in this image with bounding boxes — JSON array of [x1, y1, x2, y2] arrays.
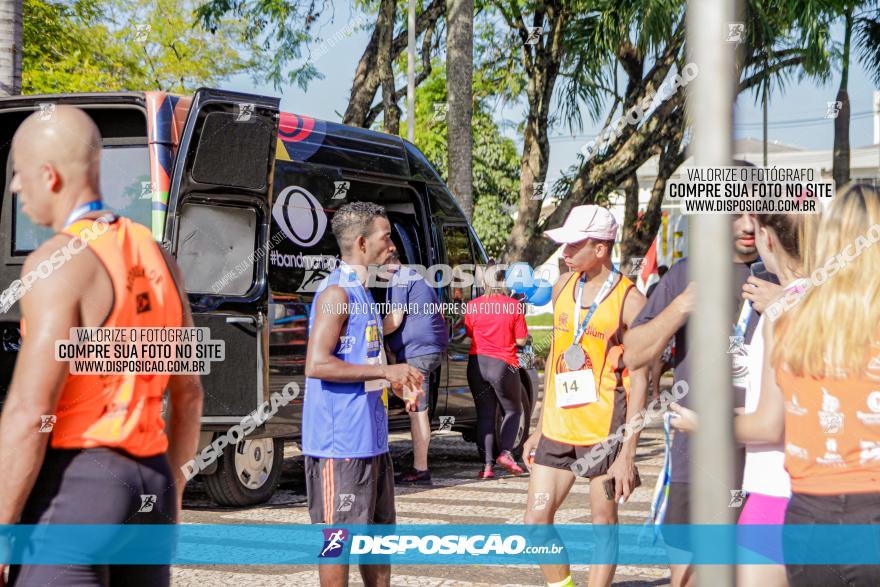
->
[[1, 524, 879, 565]]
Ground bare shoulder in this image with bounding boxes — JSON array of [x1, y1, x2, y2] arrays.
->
[[315, 284, 348, 314], [624, 282, 647, 306], [19, 233, 102, 319], [620, 277, 647, 326], [23, 233, 99, 289]]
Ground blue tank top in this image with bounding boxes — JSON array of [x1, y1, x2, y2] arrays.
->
[[302, 263, 390, 458]]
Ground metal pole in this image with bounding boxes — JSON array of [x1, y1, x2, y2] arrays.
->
[[763, 58, 768, 167], [874, 90, 880, 183], [686, 0, 737, 584], [407, 0, 416, 143]]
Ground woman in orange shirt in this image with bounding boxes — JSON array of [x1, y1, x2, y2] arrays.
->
[[737, 184, 880, 586]]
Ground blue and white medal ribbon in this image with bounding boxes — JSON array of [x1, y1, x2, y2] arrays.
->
[[63, 200, 104, 229]]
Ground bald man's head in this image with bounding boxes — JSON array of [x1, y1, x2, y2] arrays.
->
[[10, 105, 102, 228]]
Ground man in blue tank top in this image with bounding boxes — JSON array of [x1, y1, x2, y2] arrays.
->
[[304, 201, 424, 587]]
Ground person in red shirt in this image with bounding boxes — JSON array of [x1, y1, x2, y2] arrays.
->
[[464, 264, 529, 478]]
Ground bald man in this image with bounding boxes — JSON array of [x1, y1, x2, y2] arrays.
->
[[0, 106, 203, 586]]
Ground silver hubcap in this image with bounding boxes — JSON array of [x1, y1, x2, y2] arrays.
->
[[234, 439, 275, 490]]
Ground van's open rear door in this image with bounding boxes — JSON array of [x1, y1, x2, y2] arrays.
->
[[163, 88, 280, 429]]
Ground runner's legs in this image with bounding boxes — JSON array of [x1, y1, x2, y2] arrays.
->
[[587, 473, 619, 587], [524, 463, 576, 583]]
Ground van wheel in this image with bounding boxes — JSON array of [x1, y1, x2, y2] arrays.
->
[[204, 438, 283, 506]]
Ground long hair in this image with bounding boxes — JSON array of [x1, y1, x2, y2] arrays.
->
[[773, 184, 880, 378], [752, 211, 820, 276]]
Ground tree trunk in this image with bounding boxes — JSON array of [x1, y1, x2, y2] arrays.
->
[[501, 1, 566, 263], [446, 0, 474, 218], [344, 10, 384, 127], [504, 87, 554, 262], [0, 0, 22, 96], [343, 0, 446, 128], [375, 0, 401, 134], [620, 172, 641, 269], [833, 5, 852, 189]]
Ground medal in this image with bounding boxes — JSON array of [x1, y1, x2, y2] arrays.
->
[[564, 269, 619, 372], [563, 344, 586, 370]]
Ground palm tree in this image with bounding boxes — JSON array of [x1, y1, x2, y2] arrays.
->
[[834, 3, 854, 187], [834, 1, 880, 185], [0, 0, 22, 96], [447, 0, 474, 219]]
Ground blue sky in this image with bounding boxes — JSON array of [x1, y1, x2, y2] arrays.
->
[[224, 4, 878, 182]]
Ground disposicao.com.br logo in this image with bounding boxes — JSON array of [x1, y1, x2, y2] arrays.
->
[[318, 530, 564, 559], [319, 528, 349, 558], [351, 534, 561, 556]]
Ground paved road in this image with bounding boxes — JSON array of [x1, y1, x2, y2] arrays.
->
[[175, 383, 672, 586]]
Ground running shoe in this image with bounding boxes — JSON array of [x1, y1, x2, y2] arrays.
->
[[478, 465, 495, 479], [496, 451, 525, 475], [395, 467, 432, 486]]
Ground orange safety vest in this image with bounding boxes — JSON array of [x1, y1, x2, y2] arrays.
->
[[542, 271, 634, 445], [21, 216, 183, 457]]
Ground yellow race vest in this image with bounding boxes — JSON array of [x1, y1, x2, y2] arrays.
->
[[543, 271, 634, 445]]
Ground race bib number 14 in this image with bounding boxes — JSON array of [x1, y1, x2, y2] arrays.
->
[[555, 370, 598, 409]]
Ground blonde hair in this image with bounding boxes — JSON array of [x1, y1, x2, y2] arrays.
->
[[773, 184, 880, 378]]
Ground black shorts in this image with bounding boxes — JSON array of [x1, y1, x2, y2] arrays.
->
[[784, 492, 880, 586], [533, 435, 621, 479], [306, 452, 396, 525], [8, 447, 176, 587]]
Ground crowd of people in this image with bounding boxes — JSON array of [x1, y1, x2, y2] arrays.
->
[[301, 187, 880, 587], [3, 104, 878, 587]]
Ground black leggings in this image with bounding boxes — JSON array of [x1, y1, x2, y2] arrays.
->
[[467, 354, 523, 464]]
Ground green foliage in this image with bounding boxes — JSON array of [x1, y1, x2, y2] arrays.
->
[[401, 65, 521, 259], [194, 0, 336, 90], [23, 0, 257, 94], [23, 0, 132, 93]]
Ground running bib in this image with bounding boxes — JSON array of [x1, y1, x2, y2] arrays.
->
[[555, 369, 598, 408]]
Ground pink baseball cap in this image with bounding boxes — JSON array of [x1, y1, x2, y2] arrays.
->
[[543, 205, 619, 244]]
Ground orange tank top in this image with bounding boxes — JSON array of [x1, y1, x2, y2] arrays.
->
[[542, 271, 634, 445], [778, 363, 880, 495], [21, 216, 183, 457]]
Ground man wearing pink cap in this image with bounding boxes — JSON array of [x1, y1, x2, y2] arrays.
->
[[522, 205, 648, 587]]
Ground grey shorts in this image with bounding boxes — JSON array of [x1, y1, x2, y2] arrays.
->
[[305, 452, 396, 525], [406, 352, 443, 412]]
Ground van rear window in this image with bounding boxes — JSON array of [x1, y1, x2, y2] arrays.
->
[[13, 144, 151, 254]]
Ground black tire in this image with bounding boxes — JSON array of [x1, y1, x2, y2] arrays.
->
[[204, 437, 284, 507]]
